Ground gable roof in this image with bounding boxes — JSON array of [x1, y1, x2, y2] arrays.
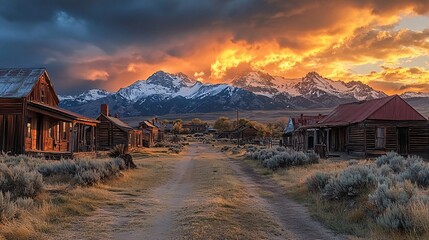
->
[[319, 95, 427, 126], [141, 120, 157, 129], [98, 114, 133, 132], [0, 68, 58, 100]]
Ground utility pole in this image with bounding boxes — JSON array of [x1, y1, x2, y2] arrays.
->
[[236, 109, 239, 147]]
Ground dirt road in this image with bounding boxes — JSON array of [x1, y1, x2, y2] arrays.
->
[[59, 143, 344, 240]]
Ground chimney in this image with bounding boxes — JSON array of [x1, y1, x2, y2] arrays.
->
[[100, 104, 109, 116], [114, 113, 119, 118]]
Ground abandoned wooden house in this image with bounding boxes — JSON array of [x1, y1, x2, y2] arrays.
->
[[281, 114, 326, 148], [182, 122, 208, 133], [217, 124, 259, 144], [0, 68, 99, 158], [96, 104, 142, 150], [295, 95, 429, 157], [139, 120, 158, 147]]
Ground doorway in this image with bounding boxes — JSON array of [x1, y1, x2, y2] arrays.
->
[[397, 127, 408, 154]]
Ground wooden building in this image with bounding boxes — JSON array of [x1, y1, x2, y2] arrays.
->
[[0, 68, 99, 158], [297, 95, 429, 157], [182, 123, 208, 133], [139, 120, 158, 147], [96, 104, 142, 150], [282, 114, 326, 149], [217, 124, 259, 144]]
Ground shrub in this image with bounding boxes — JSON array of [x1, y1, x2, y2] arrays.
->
[[307, 172, 331, 192], [0, 164, 43, 199], [375, 152, 406, 173], [108, 144, 127, 158], [0, 192, 18, 222], [38, 158, 125, 186], [248, 148, 319, 170], [323, 165, 375, 200], [376, 203, 413, 231], [369, 181, 415, 212]]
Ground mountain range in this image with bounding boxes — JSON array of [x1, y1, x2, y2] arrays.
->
[[59, 70, 429, 118]]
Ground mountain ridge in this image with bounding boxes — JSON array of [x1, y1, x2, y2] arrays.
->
[[59, 70, 427, 117]]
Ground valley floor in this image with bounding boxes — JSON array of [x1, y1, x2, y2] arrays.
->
[[51, 143, 344, 240]]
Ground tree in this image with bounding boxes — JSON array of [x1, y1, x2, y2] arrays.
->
[[213, 117, 233, 132], [173, 119, 183, 134], [267, 120, 286, 138], [191, 118, 204, 125]]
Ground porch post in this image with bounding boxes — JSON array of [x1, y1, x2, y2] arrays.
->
[[69, 122, 74, 152]]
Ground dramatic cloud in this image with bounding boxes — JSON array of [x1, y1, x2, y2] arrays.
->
[[0, 0, 428, 94]]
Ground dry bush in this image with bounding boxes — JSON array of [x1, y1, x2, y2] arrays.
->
[[38, 158, 125, 186], [0, 164, 43, 199], [308, 152, 429, 235], [247, 147, 320, 170]]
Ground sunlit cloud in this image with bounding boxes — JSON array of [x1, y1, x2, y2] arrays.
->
[[0, 0, 429, 94]]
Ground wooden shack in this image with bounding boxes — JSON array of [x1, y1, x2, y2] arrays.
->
[[96, 104, 142, 150], [0, 68, 99, 158], [139, 120, 158, 147], [301, 95, 429, 157], [282, 114, 326, 149], [182, 123, 208, 133]]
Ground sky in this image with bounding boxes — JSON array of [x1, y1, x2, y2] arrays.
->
[[0, 0, 428, 95]]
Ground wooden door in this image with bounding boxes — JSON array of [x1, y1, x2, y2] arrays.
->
[[397, 127, 408, 154]]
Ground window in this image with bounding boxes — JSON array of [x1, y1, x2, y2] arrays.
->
[[375, 127, 386, 148], [26, 119, 31, 138], [62, 122, 67, 139]]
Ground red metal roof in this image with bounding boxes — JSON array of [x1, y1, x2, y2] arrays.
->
[[318, 95, 427, 126]]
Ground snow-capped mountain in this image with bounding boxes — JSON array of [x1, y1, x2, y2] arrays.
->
[[59, 89, 112, 103], [400, 92, 429, 99], [230, 71, 386, 101], [59, 70, 392, 117]]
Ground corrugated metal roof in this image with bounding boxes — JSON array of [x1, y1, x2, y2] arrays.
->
[[0, 68, 46, 98], [319, 95, 427, 126]]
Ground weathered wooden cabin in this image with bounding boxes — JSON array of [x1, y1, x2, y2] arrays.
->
[[216, 124, 259, 144], [182, 122, 208, 133], [282, 114, 326, 149], [0, 68, 99, 158], [96, 104, 142, 150], [139, 120, 158, 147], [299, 95, 429, 157]]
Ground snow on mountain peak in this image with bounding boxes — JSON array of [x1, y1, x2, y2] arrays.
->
[[58, 89, 111, 103], [230, 71, 279, 97], [401, 92, 429, 98]]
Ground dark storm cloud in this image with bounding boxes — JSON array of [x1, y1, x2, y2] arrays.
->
[[0, 0, 428, 94]]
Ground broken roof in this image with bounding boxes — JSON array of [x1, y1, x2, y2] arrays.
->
[[318, 95, 427, 127], [0, 68, 50, 98]]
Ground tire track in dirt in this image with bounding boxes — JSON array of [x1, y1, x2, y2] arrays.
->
[[226, 153, 346, 240]]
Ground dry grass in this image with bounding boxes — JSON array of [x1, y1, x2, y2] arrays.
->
[[0, 146, 178, 239], [176, 150, 288, 239], [241, 151, 429, 240], [241, 157, 375, 236]]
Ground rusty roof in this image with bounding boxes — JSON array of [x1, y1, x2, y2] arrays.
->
[[318, 95, 427, 127], [0, 68, 48, 98]]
